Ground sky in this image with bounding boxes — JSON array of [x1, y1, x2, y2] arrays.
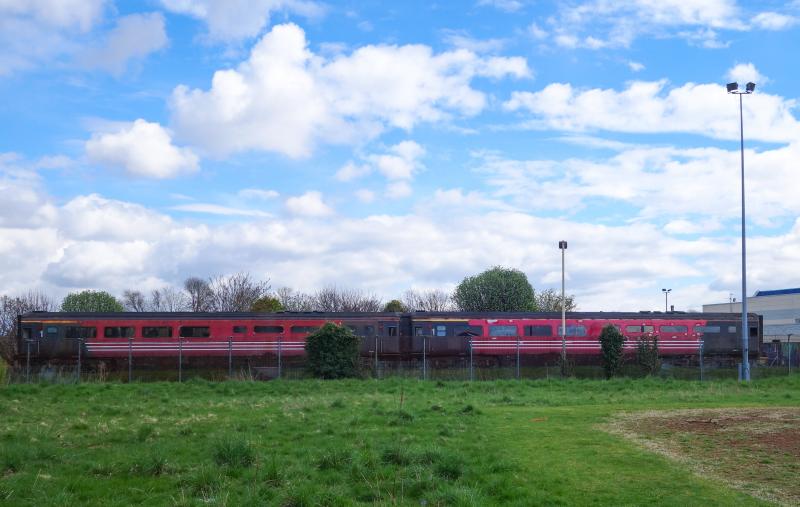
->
[[1, 0, 799, 311]]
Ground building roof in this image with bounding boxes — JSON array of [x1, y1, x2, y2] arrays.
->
[[755, 288, 800, 297], [763, 323, 800, 337]]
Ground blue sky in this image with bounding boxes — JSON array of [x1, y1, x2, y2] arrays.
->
[[2, 0, 800, 310]]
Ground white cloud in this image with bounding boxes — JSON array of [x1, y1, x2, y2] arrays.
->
[[85, 119, 199, 178], [170, 23, 529, 158], [171, 203, 271, 217], [238, 188, 279, 200], [527, 23, 548, 40], [751, 12, 797, 30], [726, 62, 767, 85], [355, 189, 375, 203], [0, 0, 105, 31], [628, 61, 645, 72], [60, 194, 173, 240], [370, 141, 425, 181], [385, 181, 412, 199], [285, 190, 332, 216], [503, 80, 800, 143], [441, 29, 506, 53], [335, 161, 372, 182], [477, 0, 524, 13], [159, 0, 325, 41], [80, 12, 168, 75]]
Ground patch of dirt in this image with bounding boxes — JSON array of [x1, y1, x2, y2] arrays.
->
[[604, 407, 800, 506]]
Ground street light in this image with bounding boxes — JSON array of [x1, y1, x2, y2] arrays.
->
[[559, 240, 568, 368], [727, 80, 755, 382], [662, 288, 671, 313]]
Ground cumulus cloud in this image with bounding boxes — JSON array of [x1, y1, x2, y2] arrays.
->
[[80, 12, 168, 75], [85, 119, 199, 178], [171, 204, 271, 217], [285, 190, 332, 216], [503, 79, 800, 143], [169, 23, 530, 158], [160, 0, 324, 41], [238, 188, 279, 200], [726, 62, 767, 85], [751, 12, 797, 30], [335, 161, 372, 182]]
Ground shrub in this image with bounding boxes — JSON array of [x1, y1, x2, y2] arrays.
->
[[305, 323, 360, 379], [636, 334, 661, 376], [212, 438, 256, 468], [599, 324, 625, 379]]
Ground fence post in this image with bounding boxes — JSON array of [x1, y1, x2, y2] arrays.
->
[[422, 335, 427, 381], [128, 337, 133, 383], [516, 337, 520, 380], [26, 339, 31, 383], [374, 336, 378, 379], [469, 338, 474, 381], [699, 341, 704, 382], [178, 337, 183, 383], [228, 336, 233, 379], [76, 338, 82, 383], [277, 336, 282, 379]]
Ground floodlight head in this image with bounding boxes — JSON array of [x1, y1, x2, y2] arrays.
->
[[726, 82, 738, 93], [746, 82, 756, 93], [558, 240, 568, 249]]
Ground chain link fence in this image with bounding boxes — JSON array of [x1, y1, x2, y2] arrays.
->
[[5, 336, 799, 383]]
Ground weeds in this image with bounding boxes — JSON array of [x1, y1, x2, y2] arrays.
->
[[212, 437, 256, 468]]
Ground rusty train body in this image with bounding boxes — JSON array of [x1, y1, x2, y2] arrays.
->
[[17, 311, 761, 366]]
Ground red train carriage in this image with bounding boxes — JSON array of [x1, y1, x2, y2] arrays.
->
[[16, 311, 760, 366]]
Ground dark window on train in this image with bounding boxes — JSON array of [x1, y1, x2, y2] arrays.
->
[[489, 325, 518, 336], [434, 325, 447, 337], [660, 325, 688, 333], [695, 325, 720, 333], [233, 326, 247, 334], [625, 325, 655, 333], [453, 325, 483, 336], [414, 326, 424, 336], [728, 326, 737, 333], [525, 325, 552, 336], [46, 326, 58, 336], [142, 326, 172, 338], [290, 326, 319, 334], [255, 326, 284, 333], [557, 325, 587, 337], [66, 326, 97, 339], [387, 326, 398, 336], [749, 326, 758, 338], [180, 326, 210, 338], [104, 326, 135, 338], [363, 325, 375, 336]]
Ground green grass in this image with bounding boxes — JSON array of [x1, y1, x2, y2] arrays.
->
[[0, 376, 798, 505]]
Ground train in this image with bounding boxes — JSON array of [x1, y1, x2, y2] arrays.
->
[[16, 311, 761, 367]]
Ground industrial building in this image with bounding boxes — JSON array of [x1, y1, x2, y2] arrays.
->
[[703, 288, 800, 343]]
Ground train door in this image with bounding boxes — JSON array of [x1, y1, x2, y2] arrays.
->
[[18, 322, 42, 358]]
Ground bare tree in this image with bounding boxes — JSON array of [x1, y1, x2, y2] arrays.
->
[[0, 291, 55, 363], [123, 290, 148, 312], [313, 286, 383, 312], [149, 286, 189, 312], [208, 272, 270, 312], [184, 277, 214, 312], [534, 288, 577, 312], [403, 289, 455, 312], [275, 287, 315, 312]]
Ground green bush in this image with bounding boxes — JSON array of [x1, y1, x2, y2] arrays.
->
[[599, 324, 625, 379], [305, 323, 360, 379], [636, 334, 661, 376]]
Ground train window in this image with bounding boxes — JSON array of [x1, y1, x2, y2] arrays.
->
[[434, 325, 447, 337], [387, 326, 398, 337], [524, 325, 551, 336], [290, 326, 319, 334], [625, 325, 642, 333], [557, 325, 587, 337], [363, 325, 375, 336], [255, 326, 284, 333], [233, 326, 247, 333], [489, 325, 518, 336], [104, 327, 135, 338], [142, 326, 173, 338], [660, 325, 688, 333], [453, 325, 483, 336], [695, 325, 720, 333], [414, 326, 424, 336], [728, 326, 737, 333], [749, 326, 758, 338], [65, 327, 97, 339], [180, 326, 210, 338], [46, 326, 58, 335]]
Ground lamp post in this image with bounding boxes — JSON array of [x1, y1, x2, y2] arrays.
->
[[559, 240, 568, 368], [661, 288, 671, 313], [727, 81, 755, 382]]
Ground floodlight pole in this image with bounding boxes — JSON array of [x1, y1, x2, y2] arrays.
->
[[662, 288, 671, 312], [559, 241, 568, 368], [727, 81, 755, 382]]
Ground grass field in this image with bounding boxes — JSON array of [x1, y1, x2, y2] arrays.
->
[[0, 376, 798, 506]]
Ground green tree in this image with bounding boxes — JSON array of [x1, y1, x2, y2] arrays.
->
[[383, 299, 407, 312], [61, 290, 123, 312], [599, 324, 626, 379], [636, 334, 661, 376], [250, 296, 283, 312], [453, 266, 535, 312], [534, 288, 577, 312], [305, 323, 360, 379]]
